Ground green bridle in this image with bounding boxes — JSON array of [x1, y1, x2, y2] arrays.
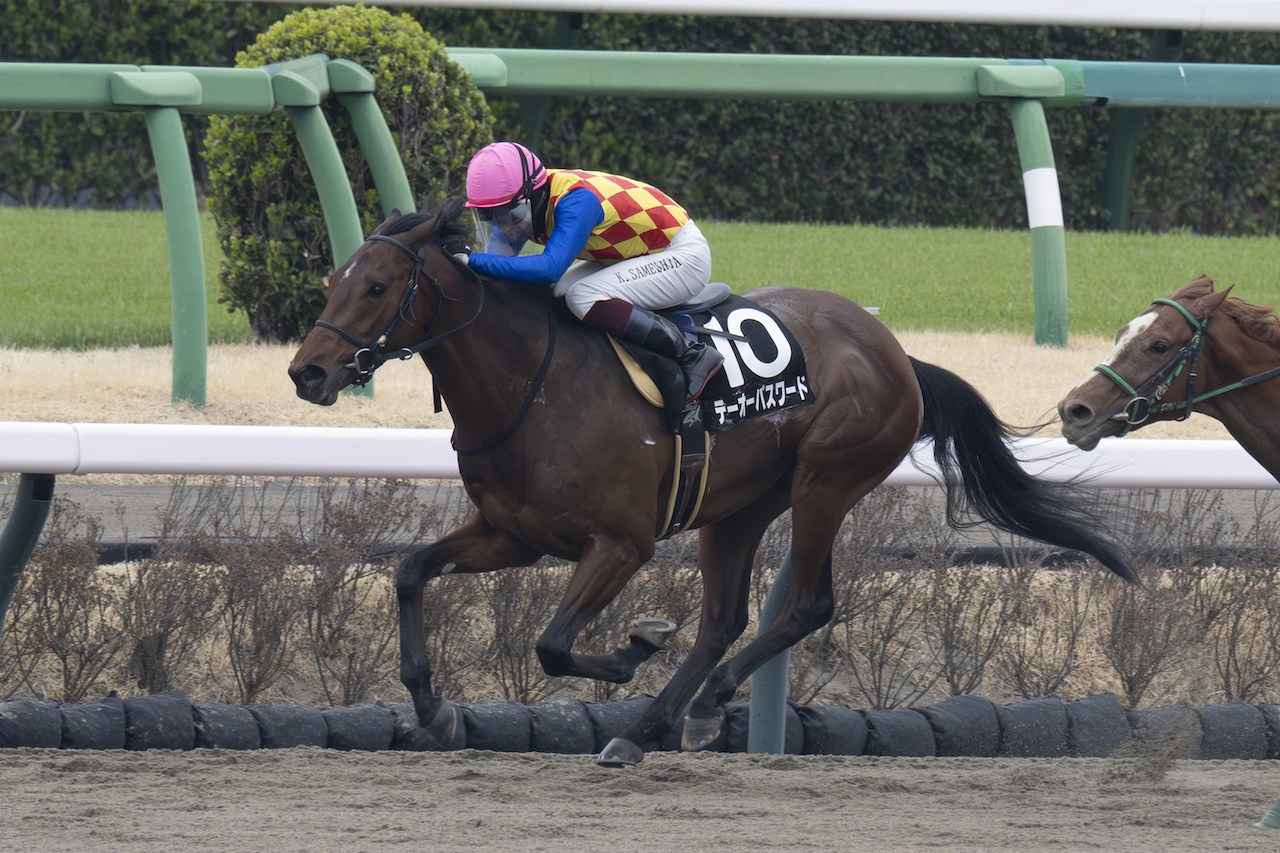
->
[[1095, 296, 1280, 435]]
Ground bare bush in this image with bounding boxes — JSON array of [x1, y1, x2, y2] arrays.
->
[[1200, 557, 1280, 703], [925, 563, 1019, 698], [1097, 574, 1201, 708], [995, 567, 1102, 700], [479, 562, 566, 705], [17, 497, 129, 702], [117, 549, 224, 694], [219, 532, 309, 705]]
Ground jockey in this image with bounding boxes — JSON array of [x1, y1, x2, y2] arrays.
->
[[460, 141, 724, 405]]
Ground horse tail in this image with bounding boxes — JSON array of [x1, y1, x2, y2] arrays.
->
[[909, 357, 1140, 585]]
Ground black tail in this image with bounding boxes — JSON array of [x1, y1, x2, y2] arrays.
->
[[910, 357, 1140, 584]]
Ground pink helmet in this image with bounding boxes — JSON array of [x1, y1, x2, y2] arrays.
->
[[464, 142, 548, 208]]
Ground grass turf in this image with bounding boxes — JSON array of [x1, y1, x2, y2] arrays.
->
[[3, 208, 1279, 348]]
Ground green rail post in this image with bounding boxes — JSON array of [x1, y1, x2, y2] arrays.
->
[[329, 59, 416, 217], [977, 65, 1070, 347], [1010, 99, 1069, 346], [1102, 30, 1183, 232], [111, 71, 208, 406], [270, 62, 372, 396], [747, 550, 792, 754], [0, 474, 56, 646]]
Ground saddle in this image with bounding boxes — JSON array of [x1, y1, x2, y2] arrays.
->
[[609, 282, 813, 539], [608, 282, 730, 540]]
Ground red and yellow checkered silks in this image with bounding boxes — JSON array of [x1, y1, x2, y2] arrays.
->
[[538, 169, 690, 263]]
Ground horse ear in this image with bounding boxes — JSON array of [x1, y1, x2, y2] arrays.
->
[[371, 211, 401, 237], [1194, 283, 1234, 318], [404, 214, 440, 250]]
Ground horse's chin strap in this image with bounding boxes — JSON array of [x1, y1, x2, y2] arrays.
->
[[312, 233, 483, 389]]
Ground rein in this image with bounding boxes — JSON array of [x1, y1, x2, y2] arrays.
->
[[1095, 296, 1280, 434]]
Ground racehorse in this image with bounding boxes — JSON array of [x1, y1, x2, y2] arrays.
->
[[1059, 275, 1280, 481], [290, 200, 1139, 767]]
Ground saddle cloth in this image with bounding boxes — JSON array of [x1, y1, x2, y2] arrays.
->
[[611, 292, 813, 434]]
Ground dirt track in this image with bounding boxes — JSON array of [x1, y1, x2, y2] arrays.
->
[[3, 748, 1280, 852]]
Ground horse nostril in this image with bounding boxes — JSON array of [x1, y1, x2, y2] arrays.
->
[[1065, 403, 1094, 425], [292, 364, 328, 392]]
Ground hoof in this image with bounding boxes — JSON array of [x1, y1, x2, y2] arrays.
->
[[597, 737, 645, 768], [681, 708, 725, 752], [629, 617, 677, 649], [418, 700, 459, 749]]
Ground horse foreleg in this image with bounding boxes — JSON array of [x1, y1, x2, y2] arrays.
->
[[534, 533, 658, 682], [397, 512, 542, 736]]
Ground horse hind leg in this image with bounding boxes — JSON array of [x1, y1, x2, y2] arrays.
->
[[681, 476, 883, 752], [598, 488, 790, 767], [397, 512, 542, 737]]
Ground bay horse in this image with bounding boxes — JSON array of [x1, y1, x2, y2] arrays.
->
[[1059, 275, 1280, 481], [290, 201, 1138, 766]]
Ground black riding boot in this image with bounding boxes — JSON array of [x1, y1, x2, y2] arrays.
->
[[618, 306, 724, 402]]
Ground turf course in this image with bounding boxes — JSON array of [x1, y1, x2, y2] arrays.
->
[[3, 207, 1279, 349]]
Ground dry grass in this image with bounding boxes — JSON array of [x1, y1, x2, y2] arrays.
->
[[0, 332, 1231, 440]]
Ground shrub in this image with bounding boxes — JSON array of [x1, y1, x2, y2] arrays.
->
[[203, 5, 493, 343]]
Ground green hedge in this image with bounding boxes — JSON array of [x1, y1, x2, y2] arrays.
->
[[203, 6, 493, 343], [4, 3, 1280, 237]]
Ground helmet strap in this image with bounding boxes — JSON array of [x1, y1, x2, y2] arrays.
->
[[530, 187, 550, 239]]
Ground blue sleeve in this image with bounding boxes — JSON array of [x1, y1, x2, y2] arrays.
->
[[467, 189, 605, 283]]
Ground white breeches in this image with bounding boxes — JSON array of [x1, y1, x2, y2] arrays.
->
[[553, 220, 712, 319]]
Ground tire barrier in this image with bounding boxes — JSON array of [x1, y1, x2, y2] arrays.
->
[[4, 689, 1280, 760]]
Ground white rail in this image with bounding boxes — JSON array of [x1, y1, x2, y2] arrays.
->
[[0, 422, 1274, 490]]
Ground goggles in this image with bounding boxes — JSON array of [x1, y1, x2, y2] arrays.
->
[[474, 199, 534, 253]]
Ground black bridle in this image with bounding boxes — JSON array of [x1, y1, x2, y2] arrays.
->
[[312, 234, 482, 387], [310, 229, 557, 455]]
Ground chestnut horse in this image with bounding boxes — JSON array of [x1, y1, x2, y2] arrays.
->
[[1059, 276, 1280, 481], [290, 201, 1138, 767]]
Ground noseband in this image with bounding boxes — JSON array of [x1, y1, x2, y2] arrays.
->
[[312, 233, 482, 386], [1095, 296, 1280, 435]]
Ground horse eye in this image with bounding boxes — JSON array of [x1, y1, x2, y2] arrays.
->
[[367, 282, 388, 298], [1151, 341, 1170, 355]]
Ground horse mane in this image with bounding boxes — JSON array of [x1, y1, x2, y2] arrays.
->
[[1173, 276, 1280, 348], [373, 199, 473, 255]]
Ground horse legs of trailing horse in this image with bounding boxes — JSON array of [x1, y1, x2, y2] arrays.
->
[[396, 512, 543, 737], [597, 489, 790, 767], [533, 533, 665, 683]]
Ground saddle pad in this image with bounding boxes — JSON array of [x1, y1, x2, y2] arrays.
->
[[611, 294, 813, 433], [687, 294, 813, 430]]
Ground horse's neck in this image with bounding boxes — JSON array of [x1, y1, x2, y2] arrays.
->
[[422, 280, 571, 431], [1201, 319, 1280, 478]]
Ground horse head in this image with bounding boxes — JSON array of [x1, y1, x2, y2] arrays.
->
[[1059, 276, 1233, 449], [289, 200, 475, 405]]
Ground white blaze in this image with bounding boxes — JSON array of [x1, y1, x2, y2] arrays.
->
[[1101, 312, 1159, 369]]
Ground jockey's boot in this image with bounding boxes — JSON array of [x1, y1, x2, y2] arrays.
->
[[617, 306, 724, 402]]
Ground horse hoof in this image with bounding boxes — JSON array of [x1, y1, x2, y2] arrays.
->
[[629, 617, 677, 648], [418, 700, 459, 749], [681, 709, 725, 752], [597, 737, 645, 768]]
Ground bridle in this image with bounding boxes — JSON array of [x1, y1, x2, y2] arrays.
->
[[312, 233, 483, 387], [309, 228, 557, 456], [1094, 296, 1280, 435]]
